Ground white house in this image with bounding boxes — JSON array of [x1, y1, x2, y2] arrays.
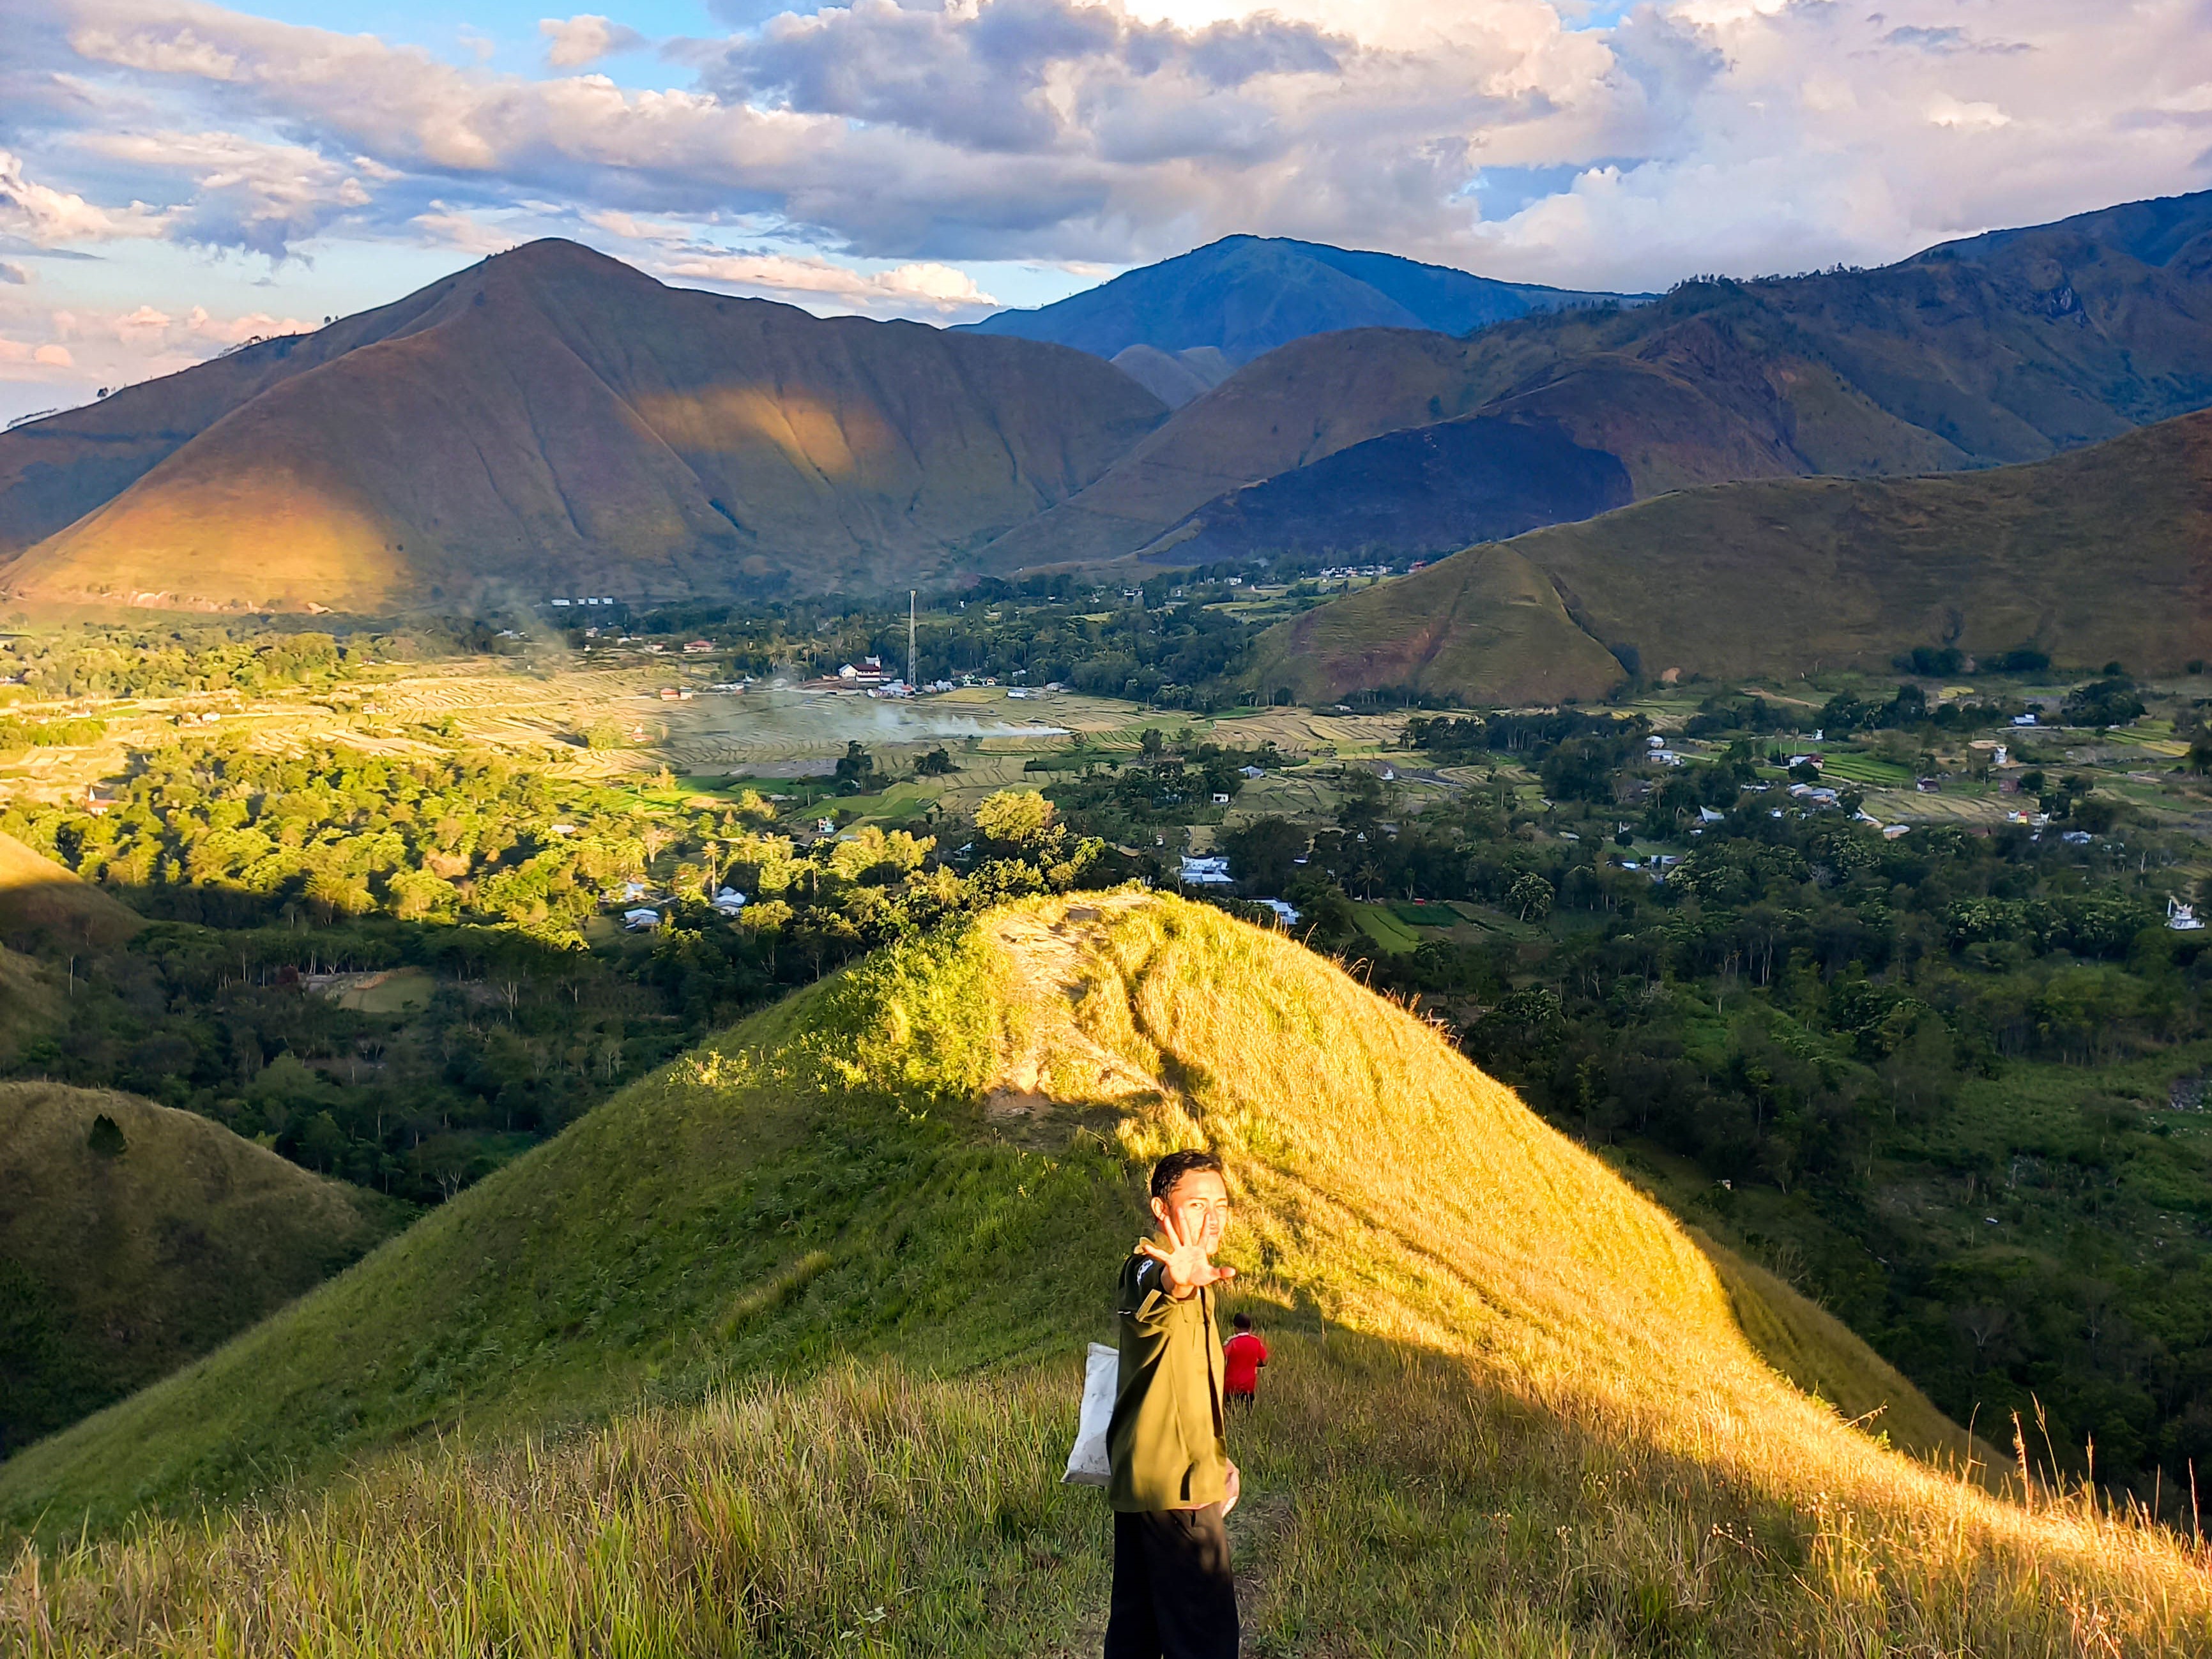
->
[[1179, 855, 1234, 886], [2170, 897, 2206, 932], [623, 907, 662, 930], [712, 888, 749, 917], [1255, 898, 1302, 925]]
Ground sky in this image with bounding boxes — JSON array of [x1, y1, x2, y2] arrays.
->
[[1, 0, 2209, 425]]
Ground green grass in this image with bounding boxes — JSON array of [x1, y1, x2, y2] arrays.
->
[[0, 1084, 408, 1455], [1350, 900, 1423, 953], [8, 896, 2212, 1655], [1817, 752, 1915, 787], [0, 926, 1137, 1536], [329, 966, 434, 1012], [1389, 899, 1462, 927]]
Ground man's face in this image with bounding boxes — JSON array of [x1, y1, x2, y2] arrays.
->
[[1153, 1168, 1232, 1254]]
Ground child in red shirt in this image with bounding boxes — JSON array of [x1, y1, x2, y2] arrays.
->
[[1222, 1312, 1268, 1403]]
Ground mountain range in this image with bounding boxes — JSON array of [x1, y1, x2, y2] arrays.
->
[[959, 233, 1636, 364], [1247, 404, 2212, 706], [0, 190, 2209, 616], [988, 190, 2212, 570], [0, 242, 1166, 612]]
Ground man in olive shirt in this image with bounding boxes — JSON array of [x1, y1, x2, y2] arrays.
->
[[1104, 1149, 1242, 1658]]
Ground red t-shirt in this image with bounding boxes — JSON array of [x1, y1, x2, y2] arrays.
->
[[1223, 1331, 1269, 1395]]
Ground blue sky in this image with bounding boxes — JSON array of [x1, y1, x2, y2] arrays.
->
[[2, 0, 2208, 425]]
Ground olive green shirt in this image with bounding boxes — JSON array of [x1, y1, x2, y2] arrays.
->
[[1105, 1250, 1228, 1512]]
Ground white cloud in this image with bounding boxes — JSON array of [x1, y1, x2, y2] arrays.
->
[[2, 0, 2206, 307], [0, 291, 303, 416], [662, 248, 999, 314], [111, 303, 171, 337], [0, 338, 74, 367], [0, 149, 166, 246], [411, 206, 520, 257], [1927, 98, 2011, 132], [77, 130, 376, 258], [540, 14, 646, 69], [183, 303, 306, 343]]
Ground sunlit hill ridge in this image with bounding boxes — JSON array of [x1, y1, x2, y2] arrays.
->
[[4, 893, 2206, 1655]]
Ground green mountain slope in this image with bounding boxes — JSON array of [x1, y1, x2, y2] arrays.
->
[[1250, 404, 2212, 702], [0, 1082, 406, 1453], [991, 188, 2212, 569], [1249, 543, 1628, 706], [0, 242, 1166, 612], [963, 234, 1629, 365], [1, 892, 1974, 1531], [9, 894, 2208, 1654]]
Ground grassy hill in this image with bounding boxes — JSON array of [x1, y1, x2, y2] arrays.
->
[[1251, 405, 2212, 702], [1249, 544, 1629, 706], [0, 1082, 407, 1454], [0, 830, 144, 952], [0, 241, 1166, 612], [963, 234, 1629, 365], [7, 893, 2206, 1654], [990, 188, 2212, 568]]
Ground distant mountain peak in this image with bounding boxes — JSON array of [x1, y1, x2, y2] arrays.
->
[[961, 234, 1639, 365]]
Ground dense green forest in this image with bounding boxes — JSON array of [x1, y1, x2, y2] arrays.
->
[[2, 730, 1116, 1206], [590, 571, 1274, 710]]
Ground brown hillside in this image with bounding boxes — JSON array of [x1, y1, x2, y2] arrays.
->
[[1251, 405, 2212, 702], [0, 273, 477, 562], [0, 242, 1166, 611], [993, 188, 2212, 568]]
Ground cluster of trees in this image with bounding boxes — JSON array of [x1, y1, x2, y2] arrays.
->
[[0, 715, 107, 752], [5, 736, 687, 939], [603, 585, 1270, 715], [0, 620, 512, 706], [1039, 731, 1285, 844], [1891, 645, 2053, 676], [1207, 709, 2212, 1513], [2, 713, 1115, 1204]]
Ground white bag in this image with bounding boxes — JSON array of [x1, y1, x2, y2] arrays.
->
[[1062, 1342, 1118, 1486]]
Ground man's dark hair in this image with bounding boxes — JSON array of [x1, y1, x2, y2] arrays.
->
[[1150, 1148, 1224, 1201], [1233, 1312, 1252, 1331]]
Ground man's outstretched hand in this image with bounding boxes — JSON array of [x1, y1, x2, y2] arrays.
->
[[1136, 1208, 1236, 1298]]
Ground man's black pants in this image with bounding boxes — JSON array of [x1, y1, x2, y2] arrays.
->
[[1103, 1504, 1239, 1659]]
